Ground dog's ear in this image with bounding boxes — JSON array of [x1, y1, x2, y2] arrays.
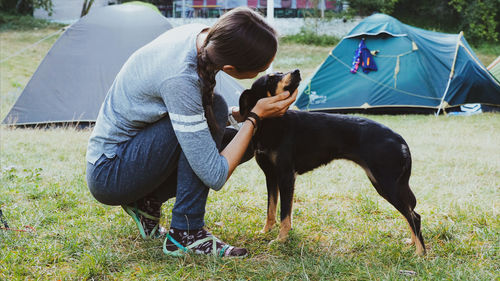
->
[[239, 89, 258, 118]]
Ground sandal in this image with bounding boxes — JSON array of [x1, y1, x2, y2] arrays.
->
[[163, 228, 247, 258], [122, 204, 161, 239]]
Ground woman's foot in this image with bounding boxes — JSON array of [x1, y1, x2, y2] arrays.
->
[[163, 227, 248, 257], [122, 196, 163, 238]]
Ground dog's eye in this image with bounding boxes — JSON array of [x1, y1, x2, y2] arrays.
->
[[270, 75, 280, 81]]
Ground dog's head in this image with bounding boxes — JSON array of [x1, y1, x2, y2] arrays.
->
[[239, 69, 301, 118]]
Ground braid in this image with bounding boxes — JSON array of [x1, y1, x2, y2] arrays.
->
[[195, 7, 278, 138], [197, 45, 218, 138]]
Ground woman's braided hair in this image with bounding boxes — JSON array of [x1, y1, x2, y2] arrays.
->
[[197, 7, 277, 138]]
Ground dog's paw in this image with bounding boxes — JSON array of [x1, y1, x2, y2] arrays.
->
[[260, 228, 272, 234], [403, 238, 414, 245], [269, 235, 288, 245], [260, 224, 274, 234], [268, 238, 281, 245]]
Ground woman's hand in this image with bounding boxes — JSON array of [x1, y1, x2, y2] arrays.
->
[[229, 89, 298, 122], [251, 89, 298, 119]]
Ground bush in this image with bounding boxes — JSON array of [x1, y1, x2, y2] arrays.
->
[[0, 11, 64, 31], [0, 0, 53, 15], [348, 0, 499, 44], [281, 27, 341, 46], [346, 0, 398, 16], [449, 0, 499, 43]]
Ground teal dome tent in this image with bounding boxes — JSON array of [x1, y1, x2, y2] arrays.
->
[[295, 14, 500, 114]]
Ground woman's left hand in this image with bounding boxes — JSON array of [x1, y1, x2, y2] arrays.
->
[[230, 106, 245, 123], [251, 89, 298, 119], [230, 89, 298, 122]]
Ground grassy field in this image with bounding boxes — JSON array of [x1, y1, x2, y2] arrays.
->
[[1, 24, 500, 280]]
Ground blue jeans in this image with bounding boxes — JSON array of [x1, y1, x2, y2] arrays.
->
[[86, 94, 252, 230]]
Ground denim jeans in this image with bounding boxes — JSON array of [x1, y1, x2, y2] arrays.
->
[[86, 94, 253, 230]]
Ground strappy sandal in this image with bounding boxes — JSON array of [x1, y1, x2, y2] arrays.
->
[[122, 205, 161, 239], [163, 233, 246, 258]]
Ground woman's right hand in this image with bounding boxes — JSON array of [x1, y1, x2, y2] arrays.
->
[[250, 89, 298, 119]]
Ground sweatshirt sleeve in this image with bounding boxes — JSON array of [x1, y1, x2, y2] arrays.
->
[[159, 76, 228, 191]]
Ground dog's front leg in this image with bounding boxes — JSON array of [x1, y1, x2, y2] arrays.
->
[[276, 170, 296, 242], [261, 174, 278, 233]]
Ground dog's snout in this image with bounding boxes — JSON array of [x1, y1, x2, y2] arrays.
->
[[293, 69, 300, 75]]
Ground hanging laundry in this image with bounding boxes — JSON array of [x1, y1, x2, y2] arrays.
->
[[350, 38, 378, 74], [350, 40, 363, 73]]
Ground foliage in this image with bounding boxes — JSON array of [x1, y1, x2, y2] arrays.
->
[[391, 0, 460, 33], [346, 0, 398, 16], [449, 0, 499, 42], [0, 0, 53, 15], [281, 26, 341, 46], [0, 11, 63, 31], [347, 0, 499, 43]]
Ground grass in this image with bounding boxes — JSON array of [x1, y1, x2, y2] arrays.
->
[[281, 30, 341, 47], [1, 18, 500, 280]]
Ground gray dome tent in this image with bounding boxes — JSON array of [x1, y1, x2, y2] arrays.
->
[[3, 4, 244, 126]]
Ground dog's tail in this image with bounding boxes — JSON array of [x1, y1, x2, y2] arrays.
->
[[398, 140, 417, 210], [398, 139, 412, 181]]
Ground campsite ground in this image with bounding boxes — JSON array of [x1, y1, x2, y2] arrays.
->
[[1, 25, 499, 280]]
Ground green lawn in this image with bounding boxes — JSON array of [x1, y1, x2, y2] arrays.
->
[[1, 24, 499, 280]]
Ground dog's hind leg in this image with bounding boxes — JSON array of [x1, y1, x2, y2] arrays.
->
[[363, 143, 425, 255], [400, 186, 425, 255], [393, 155, 426, 256], [373, 173, 426, 255]]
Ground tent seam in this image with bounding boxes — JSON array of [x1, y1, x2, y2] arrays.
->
[[328, 52, 441, 101]]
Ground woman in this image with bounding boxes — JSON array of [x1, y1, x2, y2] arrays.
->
[[86, 7, 297, 257]]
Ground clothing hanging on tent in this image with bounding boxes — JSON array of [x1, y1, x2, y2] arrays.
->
[[350, 38, 377, 74]]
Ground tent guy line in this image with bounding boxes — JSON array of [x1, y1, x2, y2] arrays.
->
[[0, 28, 64, 64], [328, 52, 441, 101]]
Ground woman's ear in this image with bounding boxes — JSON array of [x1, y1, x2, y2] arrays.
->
[[222, 65, 238, 78], [239, 89, 257, 118]]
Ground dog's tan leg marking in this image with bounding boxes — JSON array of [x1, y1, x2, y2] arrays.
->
[[261, 191, 278, 233], [276, 214, 292, 242], [406, 221, 418, 245], [414, 235, 425, 256], [266, 91, 272, 97], [405, 218, 425, 255]]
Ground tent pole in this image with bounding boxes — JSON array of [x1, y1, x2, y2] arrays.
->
[[320, 0, 325, 18], [182, 0, 186, 18], [266, 0, 274, 74], [436, 31, 463, 116]]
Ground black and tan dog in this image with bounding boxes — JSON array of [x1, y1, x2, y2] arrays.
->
[[239, 69, 426, 255]]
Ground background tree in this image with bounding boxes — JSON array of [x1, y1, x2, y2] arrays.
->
[[346, 0, 398, 16], [448, 0, 499, 42], [0, 0, 53, 15], [347, 0, 499, 43], [81, 0, 95, 17]]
